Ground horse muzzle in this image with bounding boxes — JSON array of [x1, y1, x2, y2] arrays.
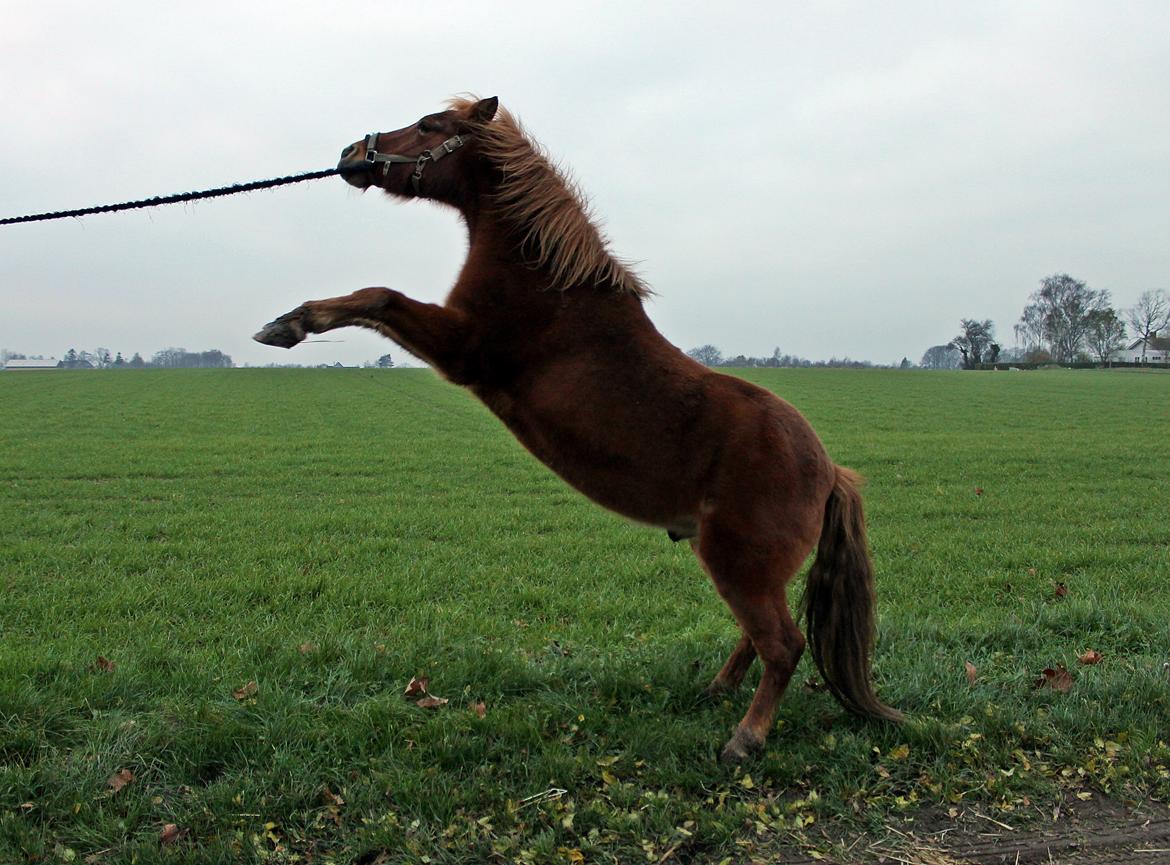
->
[[337, 143, 373, 188]]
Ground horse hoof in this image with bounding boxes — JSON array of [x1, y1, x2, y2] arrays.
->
[[719, 730, 763, 764], [702, 680, 735, 702], [253, 312, 306, 348]]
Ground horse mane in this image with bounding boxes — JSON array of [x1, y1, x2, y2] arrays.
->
[[447, 96, 649, 298]]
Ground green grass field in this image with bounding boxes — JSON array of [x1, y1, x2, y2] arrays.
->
[[2, 367, 1168, 863]]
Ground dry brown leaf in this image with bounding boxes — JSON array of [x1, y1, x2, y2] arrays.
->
[[106, 769, 134, 794], [1054, 582, 1069, 599], [297, 642, 318, 654], [403, 676, 429, 698], [964, 661, 978, 685], [159, 824, 185, 846], [974, 487, 984, 496], [232, 680, 258, 701], [472, 700, 487, 719], [416, 695, 448, 709], [1033, 665, 1073, 693], [1077, 649, 1103, 666], [321, 786, 345, 807], [1027, 567, 1037, 577], [94, 656, 115, 673]]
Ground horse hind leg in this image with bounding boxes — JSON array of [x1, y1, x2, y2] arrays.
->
[[704, 632, 757, 698], [695, 532, 808, 763]]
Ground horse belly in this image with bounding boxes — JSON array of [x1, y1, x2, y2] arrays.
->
[[481, 382, 708, 529]]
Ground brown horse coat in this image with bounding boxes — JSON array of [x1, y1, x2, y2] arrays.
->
[[255, 96, 899, 761]]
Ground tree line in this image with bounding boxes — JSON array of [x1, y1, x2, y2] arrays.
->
[[685, 345, 890, 369], [928, 275, 1168, 369], [2, 347, 235, 369]]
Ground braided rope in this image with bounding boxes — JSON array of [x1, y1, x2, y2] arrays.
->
[[0, 168, 339, 226]]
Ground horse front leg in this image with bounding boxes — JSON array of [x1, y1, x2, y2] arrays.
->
[[254, 287, 472, 380]]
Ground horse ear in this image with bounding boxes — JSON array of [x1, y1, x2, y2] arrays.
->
[[471, 96, 498, 124]]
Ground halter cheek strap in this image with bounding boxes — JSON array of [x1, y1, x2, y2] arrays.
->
[[364, 132, 470, 194]]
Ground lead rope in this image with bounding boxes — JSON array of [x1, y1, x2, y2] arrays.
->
[[0, 168, 339, 226]]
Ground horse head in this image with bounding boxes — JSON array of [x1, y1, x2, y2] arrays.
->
[[337, 96, 498, 201]]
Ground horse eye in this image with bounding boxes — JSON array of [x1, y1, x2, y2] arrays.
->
[[418, 121, 431, 134]]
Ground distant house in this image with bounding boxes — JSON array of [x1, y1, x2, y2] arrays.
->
[[2, 358, 61, 370], [1110, 336, 1170, 364]]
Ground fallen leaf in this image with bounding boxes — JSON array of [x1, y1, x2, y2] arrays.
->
[[232, 680, 258, 701], [94, 656, 115, 673], [1027, 567, 1037, 577], [1033, 665, 1073, 693], [416, 695, 448, 709], [106, 769, 134, 794], [159, 824, 185, 846], [322, 786, 345, 826], [974, 487, 984, 496], [965, 661, 978, 685], [1054, 582, 1069, 599], [1077, 650, 1103, 666], [472, 700, 486, 719], [297, 642, 318, 654], [19, 802, 34, 813], [889, 744, 910, 761], [403, 676, 429, 698]]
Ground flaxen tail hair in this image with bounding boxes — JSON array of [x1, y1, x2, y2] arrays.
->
[[801, 466, 902, 722]]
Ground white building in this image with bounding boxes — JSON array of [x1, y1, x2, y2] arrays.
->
[[1109, 337, 1169, 364], [2, 358, 61, 370]]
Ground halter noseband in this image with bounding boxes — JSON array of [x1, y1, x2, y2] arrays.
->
[[364, 131, 470, 193]]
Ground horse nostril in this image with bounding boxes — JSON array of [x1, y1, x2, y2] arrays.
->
[[340, 143, 357, 161]]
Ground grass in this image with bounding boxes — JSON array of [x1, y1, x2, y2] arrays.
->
[[1, 367, 1168, 863]]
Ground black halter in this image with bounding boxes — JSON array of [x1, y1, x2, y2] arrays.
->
[[364, 131, 470, 194]]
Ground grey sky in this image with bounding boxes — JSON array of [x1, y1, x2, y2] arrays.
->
[[3, 1, 1168, 367]]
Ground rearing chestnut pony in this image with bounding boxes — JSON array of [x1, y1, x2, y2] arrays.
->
[[255, 96, 900, 762]]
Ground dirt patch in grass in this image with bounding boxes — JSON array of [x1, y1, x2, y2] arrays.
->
[[775, 794, 1170, 864]]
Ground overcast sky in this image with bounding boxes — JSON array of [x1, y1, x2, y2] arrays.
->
[[3, 1, 1168, 367]]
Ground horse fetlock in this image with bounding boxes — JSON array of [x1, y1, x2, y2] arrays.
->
[[253, 309, 308, 349]]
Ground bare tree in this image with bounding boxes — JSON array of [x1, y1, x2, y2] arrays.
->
[[920, 344, 961, 369], [949, 319, 995, 369], [1018, 274, 1110, 363], [686, 345, 723, 367], [1126, 290, 1170, 362]]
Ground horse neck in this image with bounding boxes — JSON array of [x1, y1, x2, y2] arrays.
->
[[448, 184, 649, 336]]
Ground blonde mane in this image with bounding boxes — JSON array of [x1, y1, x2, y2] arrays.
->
[[447, 97, 648, 298]]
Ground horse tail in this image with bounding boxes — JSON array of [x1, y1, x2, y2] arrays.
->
[[800, 465, 902, 722]]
